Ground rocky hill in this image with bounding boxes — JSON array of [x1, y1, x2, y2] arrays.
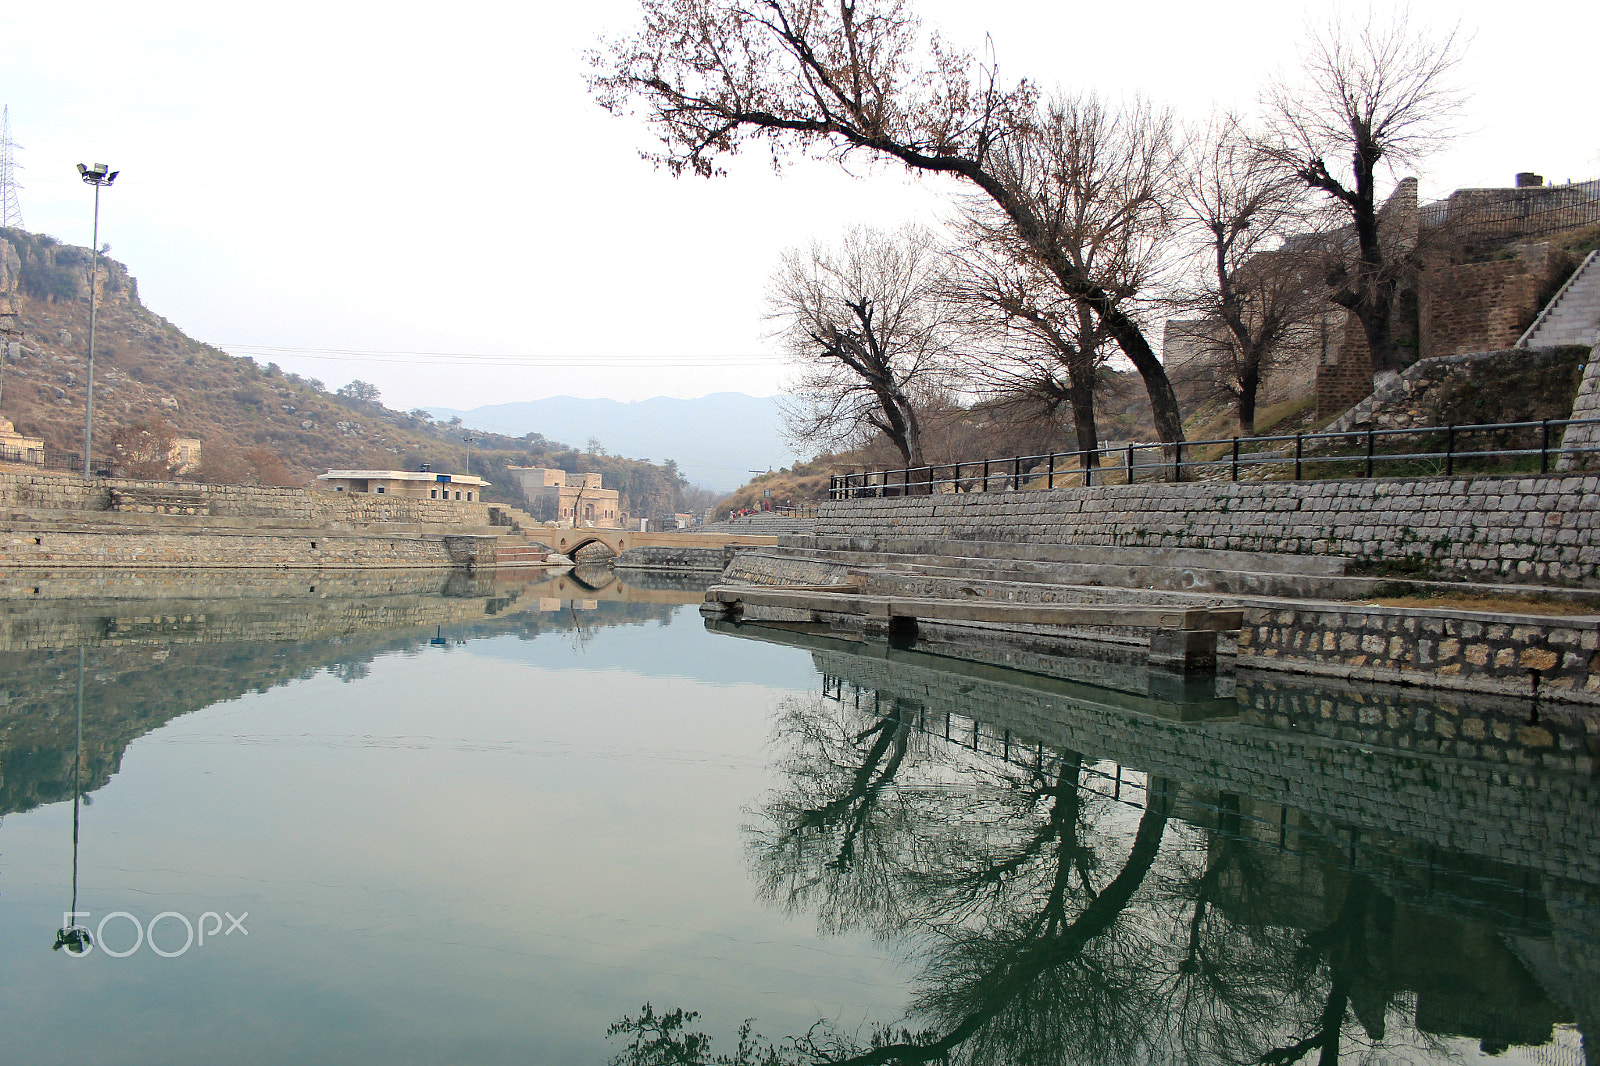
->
[[0, 228, 689, 515]]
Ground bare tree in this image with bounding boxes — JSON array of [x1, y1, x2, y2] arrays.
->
[[950, 94, 1175, 472], [770, 225, 950, 468], [945, 245, 1113, 473], [590, 0, 1191, 461], [1257, 15, 1466, 382], [1171, 122, 1323, 436]]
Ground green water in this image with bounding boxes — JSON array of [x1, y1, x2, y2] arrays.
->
[[0, 569, 1594, 1065]]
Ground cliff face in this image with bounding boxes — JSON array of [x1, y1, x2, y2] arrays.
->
[[1, 228, 138, 308]]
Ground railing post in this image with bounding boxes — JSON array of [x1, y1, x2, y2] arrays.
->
[[1294, 434, 1303, 480], [1046, 454, 1054, 490], [1445, 424, 1455, 477], [1013, 455, 1021, 489], [982, 459, 989, 493], [953, 462, 960, 492], [1173, 440, 1184, 483], [1125, 443, 1134, 484], [1540, 419, 1551, 475], [902, 466, 910, 496], [1084, 451, 1093, 487], [1365, 428, 1375, 478], [1231, 437, 1239, 481]]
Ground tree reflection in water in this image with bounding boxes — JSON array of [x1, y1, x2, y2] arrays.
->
[[610, 686, 1568, 1066]]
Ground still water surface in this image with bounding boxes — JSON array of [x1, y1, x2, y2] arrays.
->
[[0, 569, 1595, 1065]]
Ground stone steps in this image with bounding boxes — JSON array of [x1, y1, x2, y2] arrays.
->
[[1520, 248, 1600, 349], [736, 543, 1600, 607], [492, 543, 552, 567], [765, 536, 1351, 598], [703, 514, 817, 535], [488, 503, 545, 538]]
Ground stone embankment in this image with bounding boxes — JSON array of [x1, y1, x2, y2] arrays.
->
[[713, 467, 1600, 706], [0, 471, 509, 570], [723, 545, 1600, 703], [812, 472, 1600, 587]]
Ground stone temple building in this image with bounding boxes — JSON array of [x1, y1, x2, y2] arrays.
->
[[504, 467, 621, 527]]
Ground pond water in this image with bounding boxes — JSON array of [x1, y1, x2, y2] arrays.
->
[[0, 568, 1596, 1065]]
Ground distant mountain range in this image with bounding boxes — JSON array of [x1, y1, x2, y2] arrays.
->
[[427, 393, 800, 491]]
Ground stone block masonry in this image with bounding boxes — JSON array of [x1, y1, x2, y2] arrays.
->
[[1, 525, 461, 570], [0, 471, 498, 570], [0, 471, 491, 528], [613, 545, 729, 572], [810, 473, 1600, 587], [1237, 603, 1600, 704]]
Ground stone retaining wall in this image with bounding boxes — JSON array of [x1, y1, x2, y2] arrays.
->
[[726, 550, 1600, 703], [1, 525, 459, 570], [867, 565, 1600, 703], [810, 473, 1600, 586], [0, 471, 490, 527], [1237, 603, 1600, 701], [614, 545, 730, 572]]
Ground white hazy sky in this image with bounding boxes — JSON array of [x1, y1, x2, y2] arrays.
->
[[2, 0, 1594, 413]]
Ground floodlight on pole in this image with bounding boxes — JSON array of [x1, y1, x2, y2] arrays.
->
[[76, 162, 118, 477]]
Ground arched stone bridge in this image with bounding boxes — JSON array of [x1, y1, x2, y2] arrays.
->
[[527, 527, 778, 559]]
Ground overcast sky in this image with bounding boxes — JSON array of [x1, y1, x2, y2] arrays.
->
[[3, 0, 1594, 416]]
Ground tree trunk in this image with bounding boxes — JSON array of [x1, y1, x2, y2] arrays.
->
[[1069, 379, 1101, 475], [1237, 363, 1260, 437]]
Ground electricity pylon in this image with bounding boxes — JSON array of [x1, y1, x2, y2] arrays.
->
[[0, 106, 22, 230]]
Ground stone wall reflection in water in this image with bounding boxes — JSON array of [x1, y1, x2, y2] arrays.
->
[[651, 620, 1599, 1066], [0, 567, 709, 819], [2, 573, 1596, 1065]]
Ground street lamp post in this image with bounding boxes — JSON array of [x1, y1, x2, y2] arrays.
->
[[462, 433, 475, 478], [76, 162, 118, 477]]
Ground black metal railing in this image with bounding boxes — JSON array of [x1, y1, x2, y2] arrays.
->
[[828, 417, 1600, 499], [1418, 178, 1600, 241], [0, 444, 81, 472]]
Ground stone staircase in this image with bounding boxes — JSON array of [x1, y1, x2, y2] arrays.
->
[[1519, 248, 1600, 349], [485, 503, 562, 566], [1527, 250, 1600, 470], [492, 543, 552, 567]]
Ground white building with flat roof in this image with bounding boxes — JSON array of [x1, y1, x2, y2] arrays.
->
[[316, 469, 489, 502]]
